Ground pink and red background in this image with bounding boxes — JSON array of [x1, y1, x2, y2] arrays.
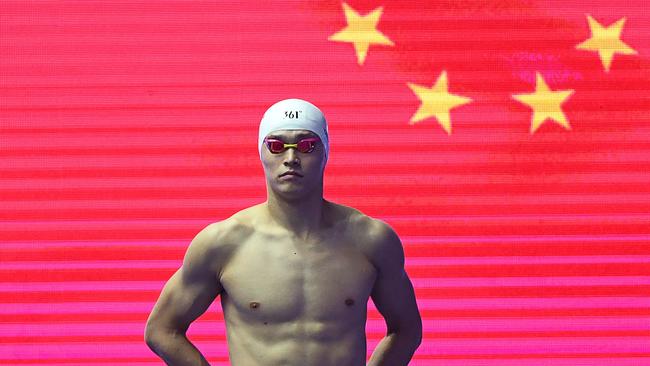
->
[[1, 1, 649, 365]]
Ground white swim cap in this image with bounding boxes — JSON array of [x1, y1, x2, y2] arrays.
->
[[258, 99, 329, 163]]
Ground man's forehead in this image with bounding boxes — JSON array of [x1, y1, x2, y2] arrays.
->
[[266, 129, 318, 139]]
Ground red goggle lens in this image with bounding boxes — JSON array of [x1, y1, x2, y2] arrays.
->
[[265, 137, 318, 154]]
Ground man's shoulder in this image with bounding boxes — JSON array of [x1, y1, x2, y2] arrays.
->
[[347, 212, 404, 271], [228, 203, 265, 227], [183, 207, 260, 277], [359, 216, 401, 255], [189, 206, 260, 257], [328, 201, 401, 253]]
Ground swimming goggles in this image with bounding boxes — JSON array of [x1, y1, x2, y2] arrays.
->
[[264, 137, 319, 154]]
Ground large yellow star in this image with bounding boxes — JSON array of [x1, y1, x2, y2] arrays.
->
[[407, 71, 472, 135], [328, 2, 394, 65], [512, 72, 574, 134], [576, 15, 637, 72]]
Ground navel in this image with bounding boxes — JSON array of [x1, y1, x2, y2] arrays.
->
[[345, 298, 354, 306], [249, 301, 260, 310]]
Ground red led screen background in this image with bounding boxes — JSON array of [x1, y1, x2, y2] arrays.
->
[[1, 1, 649, 365]]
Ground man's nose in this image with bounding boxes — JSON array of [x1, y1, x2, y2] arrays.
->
[[283, 148, 300, 166]]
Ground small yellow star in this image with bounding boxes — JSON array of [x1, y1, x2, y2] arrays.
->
[[328, 2, 394, 65], [407, 71, 472, 135], [576, 15, 637, 72], [512, 72, 574, 134]]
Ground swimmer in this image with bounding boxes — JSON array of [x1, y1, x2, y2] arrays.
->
[[144, 99, 422, 365]]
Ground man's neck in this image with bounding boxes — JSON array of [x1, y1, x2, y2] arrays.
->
[[265, 193, 326, 240]]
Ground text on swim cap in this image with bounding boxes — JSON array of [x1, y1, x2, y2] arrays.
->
[[284, 110, 303, 119]]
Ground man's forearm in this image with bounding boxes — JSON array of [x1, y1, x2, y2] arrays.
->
[[367, 331, 421, 366], [146, 329, 210, 366]]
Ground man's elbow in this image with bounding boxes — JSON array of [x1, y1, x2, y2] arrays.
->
[[389, 320, 423, 349], [144, 321, 161, 348], [407, 323, 423, 349], [144, 320, 177, 349], [413, 327, 423, 348], [414, 317, 423, 344]]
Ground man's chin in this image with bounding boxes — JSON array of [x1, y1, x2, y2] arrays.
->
[[271, 185, 312, 200]]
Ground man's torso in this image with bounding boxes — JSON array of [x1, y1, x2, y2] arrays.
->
[[214, 202, 378, 366]]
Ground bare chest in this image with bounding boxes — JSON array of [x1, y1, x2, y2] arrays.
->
[[219, 233, 377, 324]]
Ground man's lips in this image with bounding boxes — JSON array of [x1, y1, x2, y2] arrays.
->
[[280, 171, 303, 177]]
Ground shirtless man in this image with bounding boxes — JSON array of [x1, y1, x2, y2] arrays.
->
[[144, 99, 422, 365]]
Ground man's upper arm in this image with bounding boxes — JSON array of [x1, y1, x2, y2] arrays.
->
[[146, 223, 226, 335], [368, 220, 422, 336]]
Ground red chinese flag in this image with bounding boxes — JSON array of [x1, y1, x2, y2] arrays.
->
[[1, 1, 649, 365]]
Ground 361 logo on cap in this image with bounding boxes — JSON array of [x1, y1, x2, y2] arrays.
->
[[284, 110, 302, 119]]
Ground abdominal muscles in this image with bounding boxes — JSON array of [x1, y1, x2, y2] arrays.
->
[[224, 314, 368, 366]]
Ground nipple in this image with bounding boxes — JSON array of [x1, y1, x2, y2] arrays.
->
[[249, 301, 260, 310], [345, 298, 354, 306]]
